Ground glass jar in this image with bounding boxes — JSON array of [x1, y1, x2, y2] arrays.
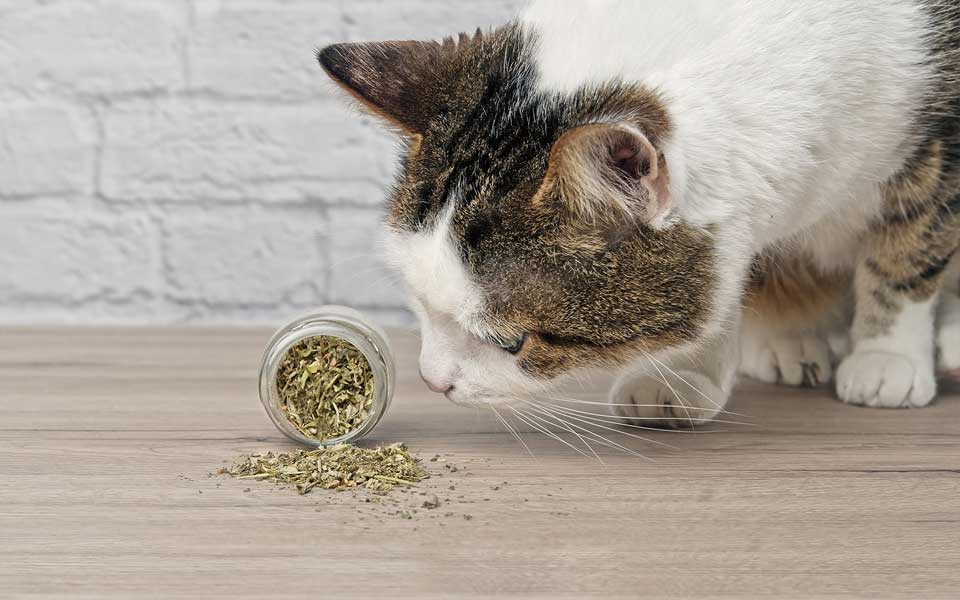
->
[[258, 306, 396, 447]]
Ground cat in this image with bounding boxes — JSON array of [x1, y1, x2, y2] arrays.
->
[[319, 0, 960, 425]]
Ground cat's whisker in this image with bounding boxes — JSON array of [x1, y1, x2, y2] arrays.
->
[[514, 405, 604, 463], [536, 399, 756, 427], [533, 398, 696, 436], [490, 405, 535, 459], [541, 408, 740, 437], [522, 403, 640, 458], [640, 351, 697, 430], [531, 394, 732, 412], [527, 400, 676, 451], [642, 350, 750, 418], [524, 402, 652, 460], [507, 406, 594, 460]]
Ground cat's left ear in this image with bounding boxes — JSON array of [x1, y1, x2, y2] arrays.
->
[[535, 123, 672, 227], [318, 40, 452, 135]]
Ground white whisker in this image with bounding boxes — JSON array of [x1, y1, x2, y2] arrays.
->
[[534, 394, 745, 418], [523, 403, 647, 459], [539, 400, 754, 428], [543, 405, 739, 435], [642, 350, 752, 419], [533, 394, 752, 424], [641, 351, 696, 430], [524, 402, 652, 460], [508, 406, 593, 459], [515, 406, 605, 463], [528, 400, 676, 451], [490, 405, 535, 459]]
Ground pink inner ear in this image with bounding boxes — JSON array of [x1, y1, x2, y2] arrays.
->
[[613, 147, 640, 176], [610, 129, 670, 223], [611, 140, 651, 181]]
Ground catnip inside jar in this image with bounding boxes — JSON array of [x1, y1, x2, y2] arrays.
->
[[259, 306, 396, 447]]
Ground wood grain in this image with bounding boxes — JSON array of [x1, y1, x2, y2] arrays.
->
[[1, 327, 959, 599]]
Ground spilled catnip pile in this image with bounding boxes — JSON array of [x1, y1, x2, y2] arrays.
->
[[228, 335, 428, 498], [226, 443, 428, 494], [275, 335, 374, 441], [219, 329, 502, 523]]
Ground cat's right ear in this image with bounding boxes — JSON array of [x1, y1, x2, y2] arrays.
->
[[318, 41, 445, 135], [534, 123, 672, 227]]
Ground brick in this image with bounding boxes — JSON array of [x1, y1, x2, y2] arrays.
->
[[101, 99, 396, 202], [190, 0, 342, 100], [327, 206, 406, 308], [0, 0, 185, 96], [0, 104, 96, 197], [162, 205, 325, 305], [0, 0, 524, 325], [0, 204, 156, 303]]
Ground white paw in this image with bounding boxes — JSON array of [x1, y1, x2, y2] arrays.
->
[[740, 331, 834, 387], [836, 351, 937, 408], [609, 370, 727, 428]]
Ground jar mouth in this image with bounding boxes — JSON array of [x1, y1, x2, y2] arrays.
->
[[258, 308, 394, 447]]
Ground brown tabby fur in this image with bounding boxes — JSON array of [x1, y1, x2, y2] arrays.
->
[[321, 25, 715, 378]]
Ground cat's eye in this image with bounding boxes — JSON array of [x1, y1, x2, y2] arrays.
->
[[492, 333, 526, 355]]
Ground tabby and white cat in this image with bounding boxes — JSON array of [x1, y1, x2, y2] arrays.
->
[[320, 0, 960, 425]]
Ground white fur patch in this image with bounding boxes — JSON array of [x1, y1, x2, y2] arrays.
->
[[384, 202, 483, 329], [837, 296, 939, 408], [523, 0, 931, 250], [384, 204, 544, 404]]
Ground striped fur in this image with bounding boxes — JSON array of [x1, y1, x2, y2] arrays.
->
[[320, 1, 960, 414]]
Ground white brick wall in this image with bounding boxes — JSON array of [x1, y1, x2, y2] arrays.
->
[[0, 0, 525, 325]]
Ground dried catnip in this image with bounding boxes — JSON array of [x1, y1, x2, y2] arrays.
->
[[276, 335, 374, 441], [227, 444, 428, 494]]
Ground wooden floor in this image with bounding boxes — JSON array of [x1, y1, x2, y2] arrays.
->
[[2, 327, 959, 599]]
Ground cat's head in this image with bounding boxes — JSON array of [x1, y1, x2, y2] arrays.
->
[[319, 25, 725, 406]]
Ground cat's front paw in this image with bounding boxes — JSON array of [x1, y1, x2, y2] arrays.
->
[[609, 369, 727, 428], [740, 331, 834, 387], [836, 351, 937, 408]]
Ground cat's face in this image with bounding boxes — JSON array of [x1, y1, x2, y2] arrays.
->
[[320, 26, 718, 406]]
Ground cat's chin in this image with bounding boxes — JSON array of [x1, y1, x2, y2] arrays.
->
[[443, 387, 522, 408]]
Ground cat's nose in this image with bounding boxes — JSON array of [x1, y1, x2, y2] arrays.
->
[[419, 368, 454, 394]]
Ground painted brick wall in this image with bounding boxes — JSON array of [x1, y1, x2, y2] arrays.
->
[[0, 0, 524, 325]]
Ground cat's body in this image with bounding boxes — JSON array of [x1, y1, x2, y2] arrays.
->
[[528, 0, 930, 251], [319, 0, 960, 422]]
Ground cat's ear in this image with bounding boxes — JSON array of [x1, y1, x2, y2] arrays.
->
[[536, 123, 671, 226], [318, 40, 451, 135]]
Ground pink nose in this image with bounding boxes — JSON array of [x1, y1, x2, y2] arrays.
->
[[420, 369, 453, 394]]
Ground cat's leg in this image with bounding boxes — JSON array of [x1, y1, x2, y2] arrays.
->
[[836, 143, 960, 408], [740, 318, 842, 387], [739, 253, 850, 387], [609, 322, 739, 428], [936, 255, 960, 377]]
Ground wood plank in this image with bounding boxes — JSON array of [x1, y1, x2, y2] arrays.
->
[[1, 327, 958, 599]]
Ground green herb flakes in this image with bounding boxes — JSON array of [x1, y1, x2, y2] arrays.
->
[[276, 335, 374, 441], [227, 444, 428, 494]]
